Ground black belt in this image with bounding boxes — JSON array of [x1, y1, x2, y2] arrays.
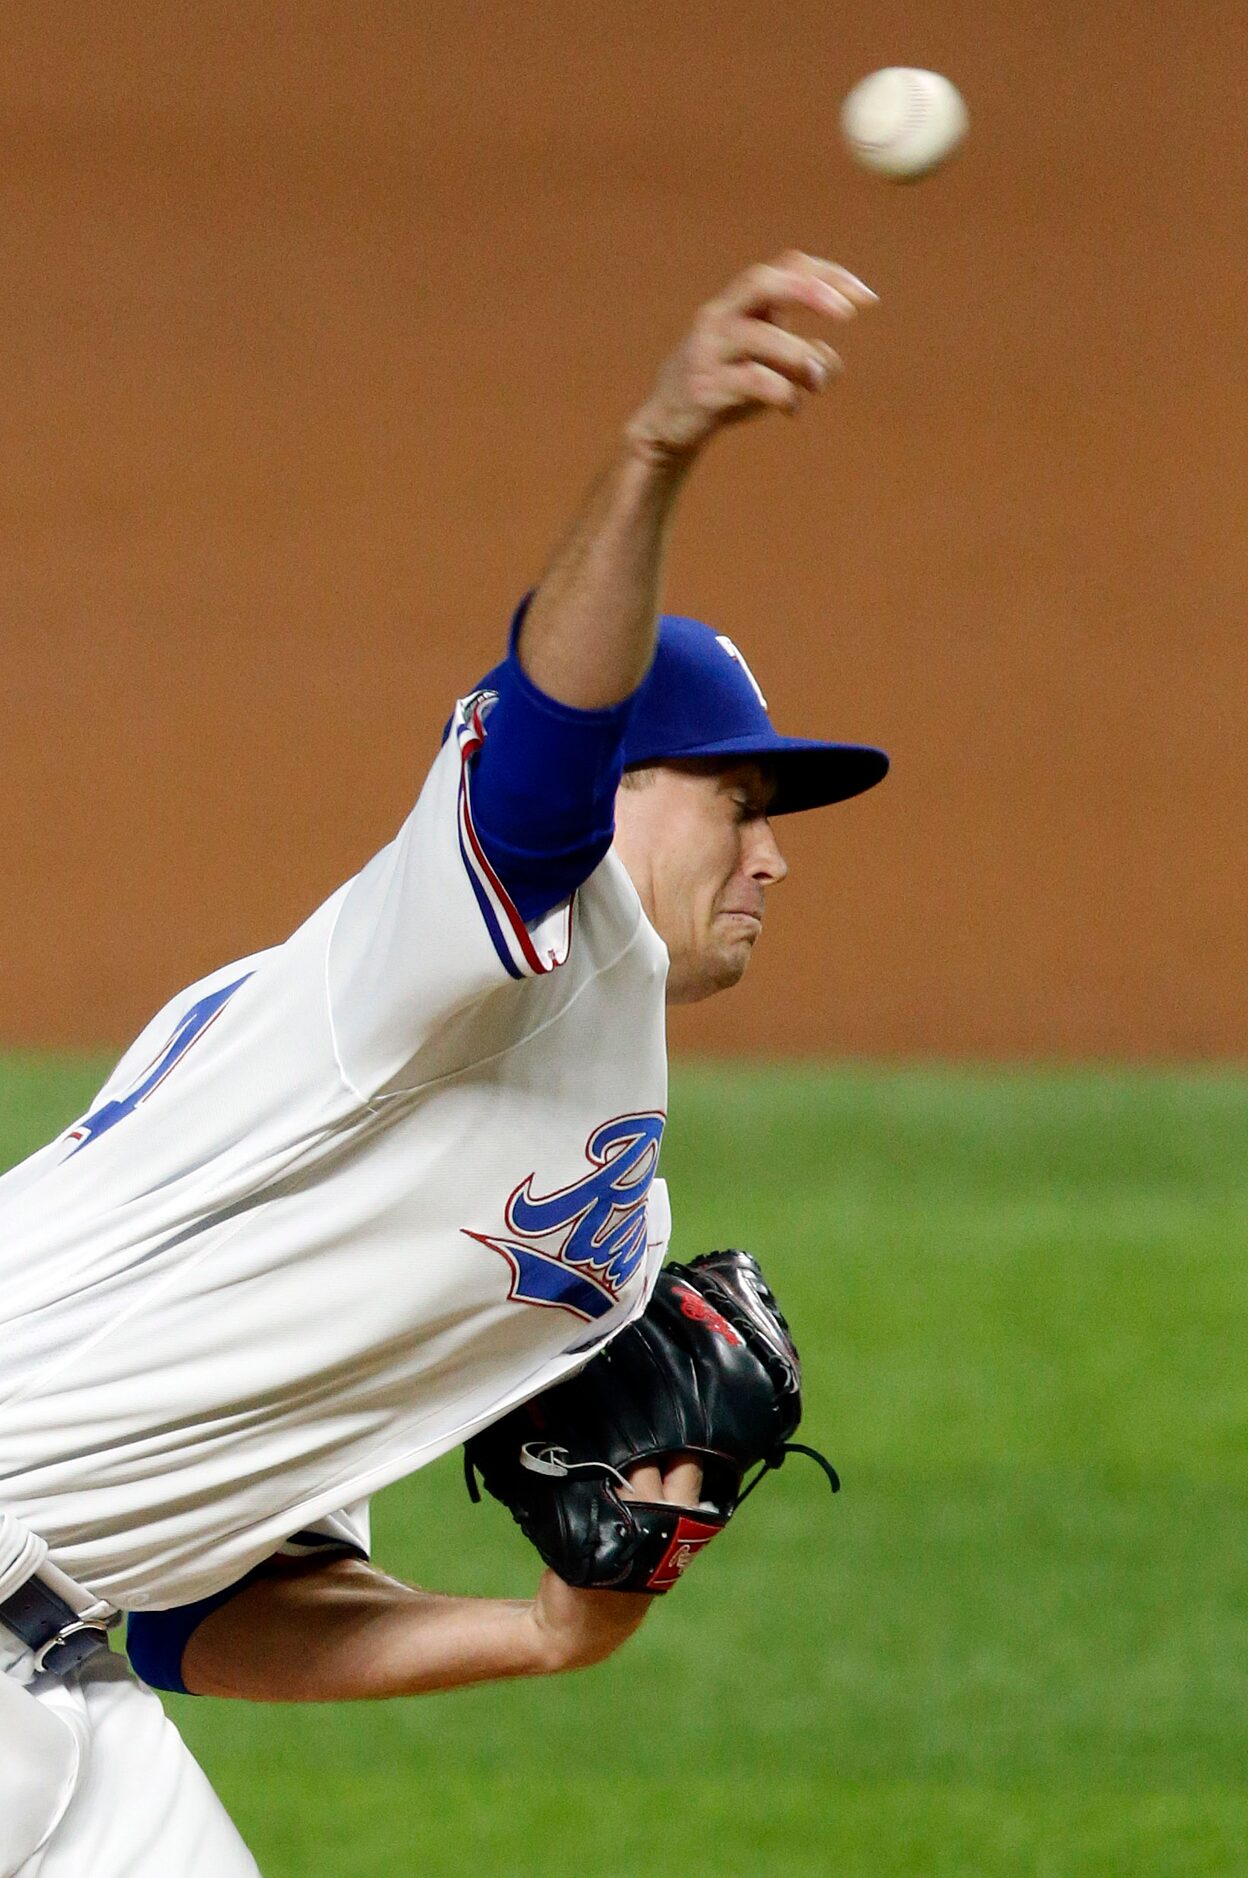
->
[[0, 1574, 116, 1677]]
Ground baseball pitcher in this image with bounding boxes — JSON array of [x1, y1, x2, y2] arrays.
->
[[0, 251, 886, 1875]]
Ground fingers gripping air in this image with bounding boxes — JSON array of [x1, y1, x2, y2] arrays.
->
[[463, 1250, 839, 1593]]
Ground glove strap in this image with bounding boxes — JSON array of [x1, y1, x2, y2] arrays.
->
[[643, 1512, 724, 1592]]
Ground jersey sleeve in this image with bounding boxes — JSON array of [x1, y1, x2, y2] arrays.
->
[[326, 663, 631, 1094], [325, 693, 566, 1095], [125, 1502, 371, 1696], [467, 640, 634, 924]]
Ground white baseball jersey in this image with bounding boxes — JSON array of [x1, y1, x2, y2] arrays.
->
[[0, 693, 671, 1610]]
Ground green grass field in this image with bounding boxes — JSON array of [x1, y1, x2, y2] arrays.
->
[[3, 1056, 1246, 1876]]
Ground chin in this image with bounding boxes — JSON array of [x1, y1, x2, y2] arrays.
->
[[671, 941, 754, 1004]]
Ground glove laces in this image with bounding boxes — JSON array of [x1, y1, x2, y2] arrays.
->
[[736, 1441, 841, 1507], [465, 1442, 638, 1503], [465, 1439, 841, 1509]]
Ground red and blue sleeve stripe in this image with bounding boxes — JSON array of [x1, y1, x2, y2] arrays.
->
[[452, 632, 638, 976]]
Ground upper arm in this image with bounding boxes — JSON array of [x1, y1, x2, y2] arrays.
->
[[467, 645, 635, 923], [126, 1507, 371, 1696], [174, 1555, 372, 1701]]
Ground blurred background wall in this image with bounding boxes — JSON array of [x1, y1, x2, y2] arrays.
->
[[2, 0, 1244, 1058]]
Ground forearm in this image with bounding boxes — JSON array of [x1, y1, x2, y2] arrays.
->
[[179, 1558, 648, 1702], [517, 439, 689, 710], [516, 252, 874, 712]]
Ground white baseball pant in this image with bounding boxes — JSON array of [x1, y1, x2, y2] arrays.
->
[[1, 1651, 259, 1878]]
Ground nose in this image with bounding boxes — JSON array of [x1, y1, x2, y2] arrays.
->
[[748, 817, 788, 887]]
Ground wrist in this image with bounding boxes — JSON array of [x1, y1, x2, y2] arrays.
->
[[523, 1597, 576, 1676], [619, 412, 700, 481], [528, 1572, 652, 1675]]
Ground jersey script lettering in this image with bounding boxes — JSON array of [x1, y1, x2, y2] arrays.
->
[[462, 1112, 666, 1322]]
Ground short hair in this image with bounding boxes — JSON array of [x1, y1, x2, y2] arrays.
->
[[618, 764, 661, 792]]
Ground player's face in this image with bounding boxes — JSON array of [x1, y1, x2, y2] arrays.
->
[[613, 759, 788, 1003]]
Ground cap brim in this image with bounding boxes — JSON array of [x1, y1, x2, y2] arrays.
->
[[633, 733, 889, 815]]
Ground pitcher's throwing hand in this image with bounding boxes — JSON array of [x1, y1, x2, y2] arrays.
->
[[626, 251, 878, 465]]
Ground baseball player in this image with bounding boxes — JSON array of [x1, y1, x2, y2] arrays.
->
[[0, 250, 887, 1876]]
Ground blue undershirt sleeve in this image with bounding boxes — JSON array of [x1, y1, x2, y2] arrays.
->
[[126, 1567, 272, 1695], [469, 599, 640, 925], [126, 1530, 368, 1694]]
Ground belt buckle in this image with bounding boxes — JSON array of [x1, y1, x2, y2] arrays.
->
[[31, 1614, 117, 1677]]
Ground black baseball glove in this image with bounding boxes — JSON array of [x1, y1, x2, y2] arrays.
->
[[463, 1249, 839, 1593]]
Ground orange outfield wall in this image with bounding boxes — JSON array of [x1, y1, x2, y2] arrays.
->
[[1, 2, 1245, 1059]]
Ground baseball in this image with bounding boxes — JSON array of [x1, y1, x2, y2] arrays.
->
[[840, 68, 968, 181]]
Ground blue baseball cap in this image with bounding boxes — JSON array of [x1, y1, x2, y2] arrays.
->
[[614, 614, 888, 815], [468, 608, 889, 816]]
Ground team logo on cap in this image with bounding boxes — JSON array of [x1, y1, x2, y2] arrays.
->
[[463, 1111, 665, 1322], [715, 635, 768, 709]]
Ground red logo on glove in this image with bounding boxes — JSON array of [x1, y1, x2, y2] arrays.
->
[[646, 1515, 724, 1591], [676, 1285, 743, 1346]]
